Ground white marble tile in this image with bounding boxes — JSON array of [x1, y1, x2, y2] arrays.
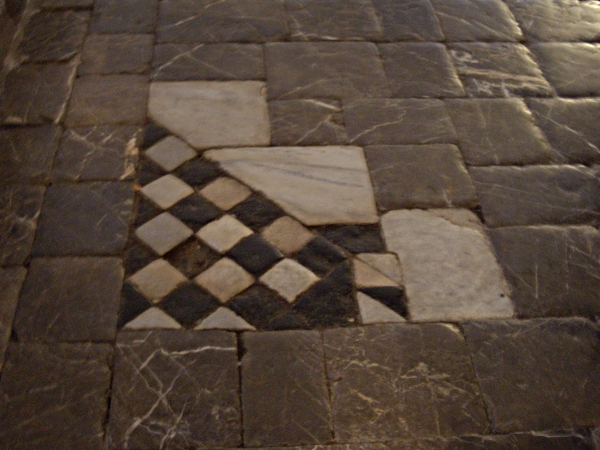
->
[[194, 258, 254, 302], [196, 215, 253, 253], [200, 177, 251, 210], [260, 259, 319, 302], [353, 259, 398, 289], [261, 216, 313, 254], [128, 259, 187, 301], [124, 307, 182, 329], [357, 292, 406, 325], [357, 253, 403, 285], [135, 212, 193, 256], [145, 136, 196, 171], [140, 174, 194, 209], [195, 307, 255, 331]]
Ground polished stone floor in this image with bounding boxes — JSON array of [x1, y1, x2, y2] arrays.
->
[[0, 0, 600, 448]]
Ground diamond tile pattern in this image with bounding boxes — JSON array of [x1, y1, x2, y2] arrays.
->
[[145, 136, 196, 171], [135, 212, 193, 255], [195, 258, 254, 302], [260, 259, 319, 302], [200, 177, 251, 210], [128, 259, 187, 301], [197, 215, 253, 253], [140, 174, 194, 209]]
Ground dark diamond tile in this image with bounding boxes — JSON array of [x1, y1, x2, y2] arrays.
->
[[293, 261, 356, 327], [0, 268, 26, 372], [138, 157, 166, 186], [343, 98, 456, 145], [14, 257, 123, 342], [241, 330, 332, 446], [379, 43, 464, 98], [463, 318, 600, 432], [79, 34, 153, 75], [65, 75, 149, 126], [90, 0, 157, 34], [527, 98, 600, 165], [0, 62, 76, 125], [173, 158, 223, 187], [52, 126, 140, 181], [266, 42, 390, 100], [18, 11, 89, 62], [320, 224, 385, 254], [228, 285, 299, 330], [489, 226, 600, 320], [157, 0, 288, 43], [134, 196, 161, 227], [159, 283, 219, 327], [33, 182, 134, 256], [152, 43, 265, 81], [228, 235, 283, 275], [117, 282, 151, 328], [229, 193, 284, 231], [169, 194, 221, 231], [323, 324, 488, 441], [107, 330, 241, 448], [0, 343, 113, 450], [360, 287, 408, 318], [164, 239, 220, 278], [267, 309, 310, 330], [123, 242, 157, 276], [470, 165, 600, 227], [0, 185, 45, 266], [140, 122, 170, 150], [297, 236, 346, 276], [372, 0, 444, 41], [0, 125, 61, 183]]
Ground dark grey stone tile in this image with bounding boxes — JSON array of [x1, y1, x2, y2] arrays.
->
[[90, 0, 158, 34], [323, 324, 489, 441], [18, 11, 89, 62], [0, 267, 26, 372], [296, 236, 346, 277], [504, 0, 600, 42], [157, 0, 288, 43], [343, 99, 456, 145], [320, 224, 385, 254], [14, 257, 123, 342], [431, 0, 522, 42], [463, 318, 600, 433], [107, 330, 241, 449], [0, 343, 113, 450], [79, 34, 153, 75], [0, 125, 61, 183], [52, 126, 140, 181], [229, 193, 284, 231], [530, 43, 600, 97], [152, 43, 265, 81], [0, 12, 18, 69], [0, 62, 76, 125], [365, 144, 477, 210], [470, 165, 600, 227], [379, 43, 464, 98], [445, 98, 555, 166], [159, 283, 219, 327], [65, 75, 148, 126], [269, 99, 348, 145], [32, 0, 94, 7], [0, 185, 45, 266], [228, 235, 283, 275], [33, 182, 134, 256], [265, 42, 390, 100], [372, 0, 444, 41], [489, 226, 600, 320], [527, 98, 600, 165], [449, 43, 553, 97], [242, 330, 332, 446], [286, 0, 383, 41]]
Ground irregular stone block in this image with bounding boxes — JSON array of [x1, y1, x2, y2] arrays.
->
[[90, 0, 157, 33], [79, 34, 153, 75], [372, 0, 444, 41], [0, 268, 26, 371]]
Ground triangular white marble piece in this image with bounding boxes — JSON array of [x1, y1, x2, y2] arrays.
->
[[357, 292, 406, 325], [124, 307, 182, 329], [353, 259, 399, 288], [195, 307, 256, 331]]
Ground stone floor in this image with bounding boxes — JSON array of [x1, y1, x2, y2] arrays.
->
[[0, 0, 600, 448]]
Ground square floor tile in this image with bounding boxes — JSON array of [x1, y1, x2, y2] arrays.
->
[[200, 177, 252, 210], [260, 259, 319, 302], [140, 174, 194, 209], [197, 215, 253, 253], [194, 257, 254, 302], [135, 212, 193, 256], [144, 136, 196, 172], [128, 259, 187, 301]]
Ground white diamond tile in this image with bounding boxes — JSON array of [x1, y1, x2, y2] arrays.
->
[[262, 216, 313, 254], [140, 174, 194, 209], [145, 136, 197, 171], [200, 177, 251, 210], [196, 215, 253, 253], [195, 307, 255, 331], [128, 259, 187, 301], [124, 307, 182, 329], [194, 258, 254, 302], [260, 258, 319, 302], [135, 212, 193, 255]]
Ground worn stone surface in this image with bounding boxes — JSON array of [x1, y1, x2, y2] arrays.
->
[[445, 98, 555, 166], [344, 99, 456, 145], [14, 258, 122, 342], [269, 99, 348, 145], [379, 43, 464, 98], [0, 267, 26, 371], [33, 182, 134, 256], [90, 0, 157, 33], [449, 43, 553, 97], [320, 224, 385, 254], [52, 126, 139, 181], [372, 0, 444, 41], [431, 0, 522, 42], [323, 324, 489, 441], [32, 0, 93, 7], [108, 330, 241, 449], [463, 318, 600, 432], [365, 145, 477, 210], [149, 81, 269, 149], [266, 42, 390, 99], [206, 146, 378, 225], [0, 62, 76, 125], [489, 226, 600, 320], [152, 43, 265, 81], [470, 165, 600, 227], [79, 34, 153, 75], [157, 0, 288, 43], [65, 75, 149, 126], [527, 98, 600, 164], [242, 330, 332, 446], [0, 125, 61, 183], [0, 185, 45, 265], [0, 343, 113, 450], [530, 43, 600, 97], [382, 209, 513, 322]]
